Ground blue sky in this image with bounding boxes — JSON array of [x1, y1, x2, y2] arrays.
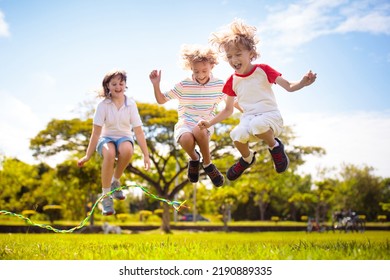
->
[[0, 0, 389, 179]]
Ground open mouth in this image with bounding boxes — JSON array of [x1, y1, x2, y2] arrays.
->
[[233, 63, 241, 70]]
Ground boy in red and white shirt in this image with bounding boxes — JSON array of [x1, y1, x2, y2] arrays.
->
[[199, 19, 317, 180]]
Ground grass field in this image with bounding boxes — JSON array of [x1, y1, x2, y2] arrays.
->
[[1, 231, 389, 260]]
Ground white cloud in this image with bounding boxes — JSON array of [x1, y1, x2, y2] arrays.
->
[[0, 10, 10, 37], [285, 110, 390, 179], [259, 0, 390, 55], [336, 2, 390, 34], [0, 92, 43, 164]]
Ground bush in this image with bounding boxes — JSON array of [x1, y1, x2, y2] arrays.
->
[[377, 215, 387, 222], [300, 215, 308, 222], [22, 210, 37, 218], [153, 209, 164, 218], [43, 205, 62, 223], [139, 210, 153, 222], [116, 213, 131, 223]]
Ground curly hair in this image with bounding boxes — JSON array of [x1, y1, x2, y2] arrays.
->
[[180, 44, 219, 70], [98, 69, 127, 98], [209, 18, 260, 61]]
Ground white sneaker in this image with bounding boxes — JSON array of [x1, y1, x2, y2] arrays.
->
[[111, 180, 125, 200], [102, 197, 115, 215]]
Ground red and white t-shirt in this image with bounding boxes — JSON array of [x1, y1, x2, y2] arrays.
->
[[223, 64, 281, 115]]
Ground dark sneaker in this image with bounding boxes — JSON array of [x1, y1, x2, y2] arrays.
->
[[188, 150, 201, 183], [203, 163, 224, 187], [111, 180, 125, 200], [102, 197, 115, 216], [269, 138, 289, 173], [226, 152, 256, 181]]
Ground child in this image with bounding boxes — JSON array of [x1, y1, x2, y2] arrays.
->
[[198, 19, 317, 181], [78, 69, 150, 215], [149, 44, 225, 187]]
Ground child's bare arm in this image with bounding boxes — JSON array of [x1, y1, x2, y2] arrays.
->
[[276, 70, 317, 92], [198, 96, 235, 129], [133, 126, 151, 170], [149, 70, 168, 104]]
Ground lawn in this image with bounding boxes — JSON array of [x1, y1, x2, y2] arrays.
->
[[1, 231, 389, 260]]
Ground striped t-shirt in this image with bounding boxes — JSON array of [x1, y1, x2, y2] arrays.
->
[[163, 77, 225, 129]]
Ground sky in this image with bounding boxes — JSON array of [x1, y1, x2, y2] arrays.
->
[[0, 0, 389, 180]]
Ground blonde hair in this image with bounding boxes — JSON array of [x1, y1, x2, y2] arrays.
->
[[209, 18, 260, 61], [180, 44, 219, 70], [98, 69, 127, 98]]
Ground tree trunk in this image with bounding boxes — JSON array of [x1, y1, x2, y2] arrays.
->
[[160, 203, 171, 233], [222, 204, 230, 232], [258, 200, 268, 221]]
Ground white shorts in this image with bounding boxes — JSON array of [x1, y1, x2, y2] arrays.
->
[[230, 111, 284, 143], [174, 123, 213, 143]]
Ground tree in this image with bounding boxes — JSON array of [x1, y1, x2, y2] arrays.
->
[[334, 164, 384, 220], [0, 157, 45, 213]]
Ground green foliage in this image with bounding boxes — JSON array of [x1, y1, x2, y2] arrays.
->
[[0, 158, 46, 213], [334, 164, 384, 220], [29, 118, 93, 158]]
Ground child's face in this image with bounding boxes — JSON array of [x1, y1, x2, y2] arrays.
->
[[191, 61, 213, 85], [107, 75, 126, 97], [225, 44, 254, 75]]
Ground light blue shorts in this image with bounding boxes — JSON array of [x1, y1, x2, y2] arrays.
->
[[96, 136, 134, 157]]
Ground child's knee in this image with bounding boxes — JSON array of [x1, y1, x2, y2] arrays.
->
[[117, 142, 133, 157], [230, 126, 250, 143]]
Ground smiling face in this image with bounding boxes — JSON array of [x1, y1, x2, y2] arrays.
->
[[106, 74, 126, 98], [225, 43, 255, 75], [107, 75, 126, 99], [191, 61, 213, 85]]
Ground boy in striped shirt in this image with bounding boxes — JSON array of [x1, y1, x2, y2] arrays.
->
[[149, 44, 225, 187]]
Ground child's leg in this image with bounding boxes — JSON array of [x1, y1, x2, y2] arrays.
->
[[250, 111, 283, 148], [233, 140, 251, 158], [101, 142, 116, 189], [100, 142, 116, 215], [254, 129, 276, 148], [178, 131, 201, 183], [227, 140, 256, 181], [114, 141, 133, 179], [179, 132, 198, 160], [226, 117, 257, 181], [192, 125, 211, 165], [230, 116, 252, 158], [251, 114, 288, 173], [192, 126, 224, 187]]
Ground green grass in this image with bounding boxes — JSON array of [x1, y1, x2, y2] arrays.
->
[[1, 231, 389, 260]]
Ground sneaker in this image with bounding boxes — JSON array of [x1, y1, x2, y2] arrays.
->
[[269, 138, 289, 173], [203, 163, 224, 187], [111, 180, 125, 200], [227, 152, 256, 181], [102, 197, 115, 216], [188, 150, 201, 183]]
